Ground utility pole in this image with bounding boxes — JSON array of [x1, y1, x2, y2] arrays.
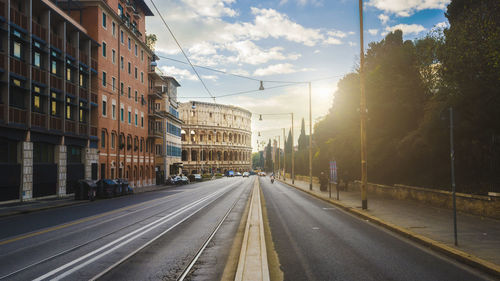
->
[[291, 112, 295, 184], [283, 128, 286, 180], [359, 0, 368, 210], [450, 107, 458, 246], [309, 82, 313, 191]]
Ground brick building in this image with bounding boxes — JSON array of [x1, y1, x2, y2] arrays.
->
[[0, 0, 100, 202], [67, 0, 156, 187]]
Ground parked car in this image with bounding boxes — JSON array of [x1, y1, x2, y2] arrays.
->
[[173, 175, 189, 185], [193, 174, 202, 181], [243, 172, 250, 177], [259, 172, 266, 177], [226, 170, 235, 177], [235, 172, 242, 176]]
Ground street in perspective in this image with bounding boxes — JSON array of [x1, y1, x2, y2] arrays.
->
[[1, 0, 500, 280]]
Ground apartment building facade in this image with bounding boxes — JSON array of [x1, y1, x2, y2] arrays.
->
[[148, 68, 183, 183], [68, 0, 156, 187], [0, 0, 100, 202]]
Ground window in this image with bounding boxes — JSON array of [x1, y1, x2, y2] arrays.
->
[[128, 87, 131, 98], [128, 111, 131, 124], [13, 41, 21, 59], [112, 22, 116, 37], [112, 77, 116, 91], [134, 67, 137, 79], [101, 130, 106, 148], [102, 100, 107, 116], [102, 71, 107, 87], [112, 49, 116, 64], [118, 4, 123, 16], [66, 68, 71, 81], [135, 113, 138, 126], [135, 44, 138, 56], [120, 56, 124, 69], [66, 97, 73, 120], [111, 133, 115, 149], [141, 50, 144, 61], [141, 94, 144, 105], [141, 72, 144, 83], [120, 107, 124, 121], [120, 82, 124, 95], [51, 92, 59, 116], [102, 12, 107, 28], [128, 38, 131, 49], [79, 102, 85, 122], [112, 104, 116, 119], [102, 42, 106, 57], [134, 90, 138, 102], [141, 116, 144, 127], [33, 51, 41, 67], [33, 143, 55, 163], [33, 93, 41, 112], [51, 60, 57, 74], [120, 30, 124, 43], [128, 62, 131, 74]]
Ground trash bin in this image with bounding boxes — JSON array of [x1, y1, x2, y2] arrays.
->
[[115, 178, 130, 195], [96, 179, 117, 198], [75, 179, 97, 200]]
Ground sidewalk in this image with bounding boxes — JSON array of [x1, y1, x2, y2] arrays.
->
[[0, 183, 175, 218], [279, 177, 500, 276]]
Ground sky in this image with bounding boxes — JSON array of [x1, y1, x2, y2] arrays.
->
[[145, 0, 450, 151]]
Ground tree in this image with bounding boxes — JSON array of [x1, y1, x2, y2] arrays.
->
[[265, 139, 273, 172], [145, 34, 157, 51]]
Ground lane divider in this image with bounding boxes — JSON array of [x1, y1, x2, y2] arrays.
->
[[234, 177, 270, 281]]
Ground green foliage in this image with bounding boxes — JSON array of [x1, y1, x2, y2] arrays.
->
[[310, 0, 500, 194], [145, 34, 157, 51]]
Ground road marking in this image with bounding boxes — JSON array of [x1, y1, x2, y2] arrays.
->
[[0, 194, 180, 246], [312, 227, 320, 230], [33, 187, 231, 281]]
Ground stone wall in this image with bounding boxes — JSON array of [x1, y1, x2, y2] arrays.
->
[[351, 181, 500, 219], [56, 145, 67, 196], [84, 147, 98, 179]]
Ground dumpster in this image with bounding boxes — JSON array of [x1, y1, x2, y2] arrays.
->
[[96, 179, 118, 198], [75, 179, 97, 200], [115, 178, 130, 195]]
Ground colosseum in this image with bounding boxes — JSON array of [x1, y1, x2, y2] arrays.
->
[[179, 101, 252, 175]]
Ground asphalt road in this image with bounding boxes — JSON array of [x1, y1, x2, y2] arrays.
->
[[0, 177, 253, 281], [260, 177, 493, 281]]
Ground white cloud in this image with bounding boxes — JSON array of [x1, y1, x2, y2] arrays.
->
[[201, 75, 218, 81], [378, 14, 390, 24], [368, 0, 450, 17], [385, 24, 426, 35], [323, 37, 342, 45], [368, 29, 378, 35], [327, 30, 347, 38], [253, 63, 313, 76], [314, 49, 321, 54], [434, 21, 449, 29], [182, 0, 238, 18], [160, 66, 197, 81], [225, 40, 301, 65], [348, 41, 357, 47]]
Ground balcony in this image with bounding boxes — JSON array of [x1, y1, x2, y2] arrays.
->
[[10, 7, 27, 30], [148, 128, 163, 138], [79, 123, 88, 135], [10, 58, 27, 77], [31, 112, 47, 128], [66, 82, 76, 96], [90, 125, 97, 137], [9, 107, 27, 125], [50, 75, 63, 91], [50, 116, 62, 131], [32, 21, 47, 41], [66, 43, 76, 58], [50, 33, 63, 51], [66, 120, 76, 134], [32, 67, 47, 84]]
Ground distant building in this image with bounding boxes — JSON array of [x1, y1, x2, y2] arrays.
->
[[148, 68, 183, 183], [179, 101, 252, 174]]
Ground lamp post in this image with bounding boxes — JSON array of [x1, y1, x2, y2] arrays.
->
[[283, 128, 286, 180], [308, 82, 313, 190], [359, 0, 368, 210]]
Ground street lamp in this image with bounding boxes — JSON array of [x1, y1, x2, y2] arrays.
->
[[359, 0, 368, 210]]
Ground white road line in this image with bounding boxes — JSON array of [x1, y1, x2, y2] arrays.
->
[[33, 187, 229, 281]]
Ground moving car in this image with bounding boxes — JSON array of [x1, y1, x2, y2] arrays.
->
[[226, 170, 235, 177], [243, 172, 250, 177], [235, 172, 242, 176]]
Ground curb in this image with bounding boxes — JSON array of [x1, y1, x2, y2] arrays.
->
[[277, 179, 500, 279], [235, 177, 270, 281]]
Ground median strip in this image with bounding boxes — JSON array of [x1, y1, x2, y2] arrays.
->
[[234, 177, 270, 281]]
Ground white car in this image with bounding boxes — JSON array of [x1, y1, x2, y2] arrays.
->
[[242, 172, 250, 177]]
